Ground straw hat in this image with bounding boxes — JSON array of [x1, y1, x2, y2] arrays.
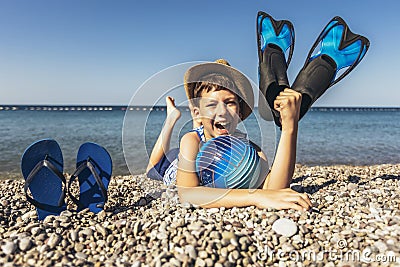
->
[[184, 59, 254, 120]]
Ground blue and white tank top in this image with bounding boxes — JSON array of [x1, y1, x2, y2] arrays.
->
[[162, 126, 206, 185], [162, 126, 248, 185]]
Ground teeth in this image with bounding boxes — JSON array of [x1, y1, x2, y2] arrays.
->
[[217, 122, 227, 126]]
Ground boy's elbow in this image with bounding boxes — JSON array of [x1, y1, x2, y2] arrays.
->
[[177, 186, 207, 207], [177, 186, 192, 204]]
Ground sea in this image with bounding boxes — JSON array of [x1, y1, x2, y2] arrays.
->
[[1, 105, 400, 180]]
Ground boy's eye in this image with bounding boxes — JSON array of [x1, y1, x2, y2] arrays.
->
[[206, 103, 217, 107]]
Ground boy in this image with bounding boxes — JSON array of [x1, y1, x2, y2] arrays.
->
[[147, 12, 368, 211], [147, 59, 311, 211]]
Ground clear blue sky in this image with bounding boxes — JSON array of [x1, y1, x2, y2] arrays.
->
[[0, 0, 399, 107]]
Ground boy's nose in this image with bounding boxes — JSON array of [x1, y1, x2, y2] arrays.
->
[[215, 102, 228, 115]]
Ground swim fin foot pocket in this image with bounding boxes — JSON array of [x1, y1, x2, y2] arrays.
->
[[257, 11, 295, 127], [292, 16, 370, 120]]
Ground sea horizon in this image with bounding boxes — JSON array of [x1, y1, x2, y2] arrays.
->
[[1, 105, 400, 111]]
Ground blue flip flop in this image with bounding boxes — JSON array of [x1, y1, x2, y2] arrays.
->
[[21, 139, 67, 220], [67, 142, 112, 213]]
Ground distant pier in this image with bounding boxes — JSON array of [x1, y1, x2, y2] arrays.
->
[[0, 105, 399, 112]]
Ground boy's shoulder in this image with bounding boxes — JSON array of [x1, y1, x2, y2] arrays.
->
[[180, 131, 201, 144], [179, 132, 201, 158]]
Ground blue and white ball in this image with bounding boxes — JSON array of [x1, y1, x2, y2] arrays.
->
[[196, 135, 261, 189]]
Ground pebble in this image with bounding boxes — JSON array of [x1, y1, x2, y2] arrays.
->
[[69, 230, 78, 241], [74, 243, 84, 252], [80, 228, 93, 237], [133, 221, 142, 237], [95, 224, 107, 237], [0, 165, 399, 266], [21, 210, 36, 221], [208, 208, 220, 213], [347, 183, 358, 191], [76, 252, 88, 260], [374, 241, 388, 253], [97, 210, 106, 220], [27, 258, 36, 265], [187, 222, 203, 231], [1, 241, 17, 255], [0, 199, 10, 206], [221, 231, 236, 240], [325, 195, 334, 201], [268, 214, 279, 225], [341, 229, 353, 236], [185, 245, 197, 259], [272, 218, 298, 237], [195, 258, 205, 267], [31, 226, 41, 236], [198, 250, 208, 259], [18, 237, 32, 251], [220, 247, 228, 257], [47, 233, 61, 248]]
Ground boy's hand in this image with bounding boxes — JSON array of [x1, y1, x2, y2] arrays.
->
[[274, 88, 302, 131], [256, 188, 312, 211]]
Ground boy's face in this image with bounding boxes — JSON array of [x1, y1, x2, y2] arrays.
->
[[194, 89, 241, 140]]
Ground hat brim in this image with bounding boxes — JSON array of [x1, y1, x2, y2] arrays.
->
[[184, 62, 254, 121]]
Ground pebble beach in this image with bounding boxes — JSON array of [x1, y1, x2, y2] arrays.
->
[[1, 164, 400, 267]]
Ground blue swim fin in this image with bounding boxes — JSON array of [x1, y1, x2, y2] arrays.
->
[[257, 11, 295, 126], [292, 16, 370, 120]]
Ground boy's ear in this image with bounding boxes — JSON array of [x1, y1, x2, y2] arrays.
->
[[192, 106, 202, 123]]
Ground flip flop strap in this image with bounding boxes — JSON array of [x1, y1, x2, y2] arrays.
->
[[24, 159, 66, 213], [68, 158, 108, 209]]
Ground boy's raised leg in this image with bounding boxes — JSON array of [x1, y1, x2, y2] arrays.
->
[[146, 96, 181, 173]]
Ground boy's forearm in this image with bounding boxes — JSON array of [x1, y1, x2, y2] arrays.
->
[[266, 123, 298, 189], [178, 186, 260, 208]]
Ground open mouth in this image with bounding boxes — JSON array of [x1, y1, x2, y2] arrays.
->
[[215, 122, 230, 135]]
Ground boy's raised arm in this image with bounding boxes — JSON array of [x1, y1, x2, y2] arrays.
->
[[264, 89, 301, 190]]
